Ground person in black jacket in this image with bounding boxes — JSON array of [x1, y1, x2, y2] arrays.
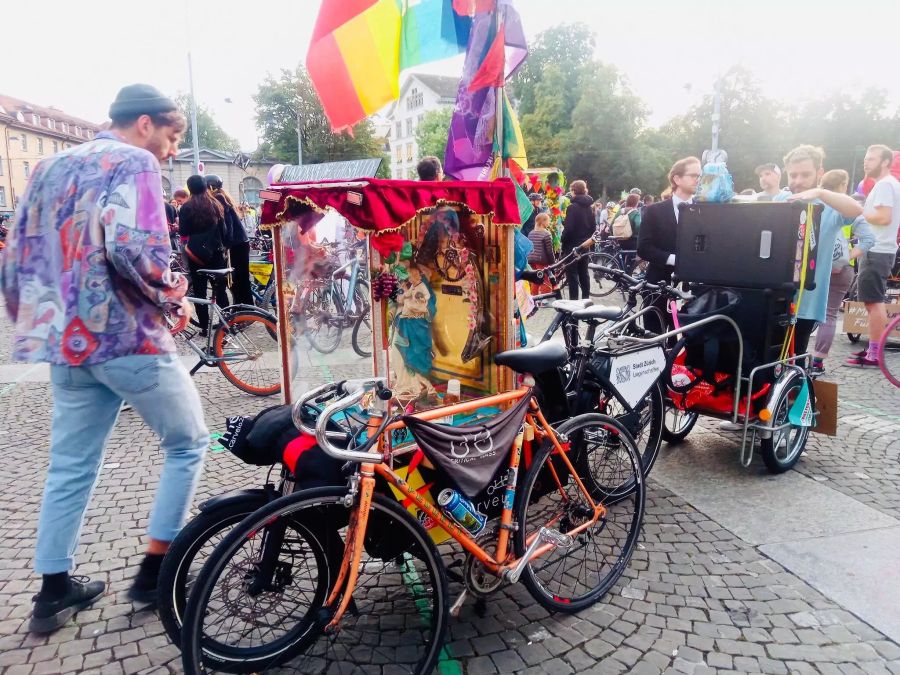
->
[[179, 174, 229, 333], [560, 180, 595, 300], [206, 175, 253, 306], [637, 156, 701, 334]]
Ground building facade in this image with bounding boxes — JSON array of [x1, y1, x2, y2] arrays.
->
[[0, 94, 103, 215], [161, 148, 278, 207], [387, 74, 457, 179]]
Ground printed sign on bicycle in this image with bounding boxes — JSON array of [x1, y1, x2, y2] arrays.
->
[[608, 346, 666, 408]]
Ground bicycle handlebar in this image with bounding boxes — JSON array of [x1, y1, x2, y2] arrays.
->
[[587, 263, 693, 301], [313, 378, 392, 464]]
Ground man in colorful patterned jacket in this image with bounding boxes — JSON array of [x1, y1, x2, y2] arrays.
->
[[0, 84, 209, 633]]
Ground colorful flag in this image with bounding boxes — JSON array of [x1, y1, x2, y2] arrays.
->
[[443, 0, 528, 180], [308, 0, 472, 132], [307, 0, 403, 132], [400, 0, 471, 71]]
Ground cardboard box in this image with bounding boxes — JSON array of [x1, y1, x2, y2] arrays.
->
[[842, 301, 900, 336]]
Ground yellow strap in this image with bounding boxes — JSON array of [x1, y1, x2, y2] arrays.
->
[[781, 203, 815, 360]]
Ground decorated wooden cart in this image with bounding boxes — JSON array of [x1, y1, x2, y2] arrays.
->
[[257, 177, 524, 411]]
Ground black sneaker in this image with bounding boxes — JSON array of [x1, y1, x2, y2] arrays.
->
[[29, 576, 105, 634], [127, 554, 164, 604]]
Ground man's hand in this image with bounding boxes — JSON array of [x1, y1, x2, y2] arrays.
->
[[788, 188, 820, 202], [850, 247, 864, 261]]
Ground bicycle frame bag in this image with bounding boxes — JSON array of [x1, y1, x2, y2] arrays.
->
[[401, 392, 532, 499]]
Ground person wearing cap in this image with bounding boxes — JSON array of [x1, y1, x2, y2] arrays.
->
[[755, 162, 785, 201], [521, 192, 545, 237], [1, 84, 210, 633]]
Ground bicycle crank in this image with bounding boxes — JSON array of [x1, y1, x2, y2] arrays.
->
[[504, 527, 575, 584]]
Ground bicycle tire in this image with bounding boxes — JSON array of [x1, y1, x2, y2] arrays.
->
[[214, 311, 281, 396], [597, 381, 665, 478], [181, 487, 449, 675], [589, 253, 628, 302], [516, 413, 644, 613], [351, 312, 372, 358], [158, 493, 269, 649], [760, 373, 813, 473], [180, 494, 335, 673], [880, 314, 900, 388], [300, 287, 344, 354], [662, 405, 700, 444]]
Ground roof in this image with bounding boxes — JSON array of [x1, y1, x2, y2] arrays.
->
[[410, 74, 459, 100], [0, 94, 103, 140]]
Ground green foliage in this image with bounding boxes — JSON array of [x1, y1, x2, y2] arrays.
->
[[253, 65, 384, 165], [415, 107, 454, 161], [175, 94, 240, 153]]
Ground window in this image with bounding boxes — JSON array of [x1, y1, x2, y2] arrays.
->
[[38, 138, 44, 154], [31, 114, 39, 125], [241, 176, 264, 206], [47, 118, 55, 130], [52, 141, 58, 153], [407, 167, 418, 180], [395, 121, 402, 139], [0, 187, 5, 207], [407, 88, 423, 110], [74, 126, 82, 137], [395, 145, 402, 162], [61, 122, 69, 134], [418, 114, 424, 125], [21, 134, 27, 151], [406, 143, 414, 161], [406, 118, 413, 136], [23, 162, 31, 178]]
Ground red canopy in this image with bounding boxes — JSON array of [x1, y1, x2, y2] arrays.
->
[[259, 177, 522, 235]]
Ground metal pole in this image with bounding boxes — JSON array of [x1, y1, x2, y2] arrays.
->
[[492, 4, 506, 178], [711, 76, 721, 154], [187, 51, 201, 173]]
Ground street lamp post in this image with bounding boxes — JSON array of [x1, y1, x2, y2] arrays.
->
[[187, 51, 201, 173], [296, 107, 303, 166]]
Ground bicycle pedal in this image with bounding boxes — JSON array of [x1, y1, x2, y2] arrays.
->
[[539, 527, 574, 549]]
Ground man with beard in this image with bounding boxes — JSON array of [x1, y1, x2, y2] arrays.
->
[[1, 84, 209, 632], [847, 144, 900, 366], [775, 145, 863, 354]]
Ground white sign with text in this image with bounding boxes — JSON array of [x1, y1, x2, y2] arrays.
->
[[609, 346, 667, 408]]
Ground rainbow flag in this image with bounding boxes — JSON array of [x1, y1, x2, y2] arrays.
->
[[400, 0, 471, 71], [308, 0, 471, 132], [307, 0, 403, 132]]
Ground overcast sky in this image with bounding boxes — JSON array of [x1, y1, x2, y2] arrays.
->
[[4, 0, 899, 150]]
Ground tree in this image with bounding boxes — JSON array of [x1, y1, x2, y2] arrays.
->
[[254, 65, 384, 165], [510, 24, 596, 119], [415, 107, 454, 161], [175, 94, 240, 153]]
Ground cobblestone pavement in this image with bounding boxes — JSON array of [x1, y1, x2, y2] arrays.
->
[[0, 301, 899, 674]]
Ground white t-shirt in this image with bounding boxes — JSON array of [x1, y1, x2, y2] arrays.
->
[[865, 175, 900, 254]]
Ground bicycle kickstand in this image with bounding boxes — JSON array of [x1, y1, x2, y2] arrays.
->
[[189, 360, 205, 376]]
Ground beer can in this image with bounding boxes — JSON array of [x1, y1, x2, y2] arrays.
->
[[437, 489, 486, 535]]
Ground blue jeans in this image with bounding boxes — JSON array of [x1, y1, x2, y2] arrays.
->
[[35, 353, 209, 574]]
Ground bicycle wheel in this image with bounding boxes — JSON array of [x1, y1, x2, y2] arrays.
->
[[589, 253, 627, 303], [180, 494, 334, 673], [881, 315, 900, 388], [158, 492, 269, 649], [299, 287, 344, 354], [760, 373, 813, 473], [516, 413, 644, 613], [215, 311, 281, 396], [597, 381, 665, 477], [351, 312, 373, 358], [662, 404, 699, 444], [181, 487, 449, 675]]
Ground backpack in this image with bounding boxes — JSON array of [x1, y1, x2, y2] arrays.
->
[[611, 208, 634, 239]]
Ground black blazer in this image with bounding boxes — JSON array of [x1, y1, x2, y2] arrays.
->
[[637, 199, 679, 283]]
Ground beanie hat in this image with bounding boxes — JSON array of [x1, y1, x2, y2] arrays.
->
[[109, 84, 178, 119]]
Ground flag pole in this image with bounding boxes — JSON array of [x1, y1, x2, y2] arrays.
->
[[493, 2, 507, 178]]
